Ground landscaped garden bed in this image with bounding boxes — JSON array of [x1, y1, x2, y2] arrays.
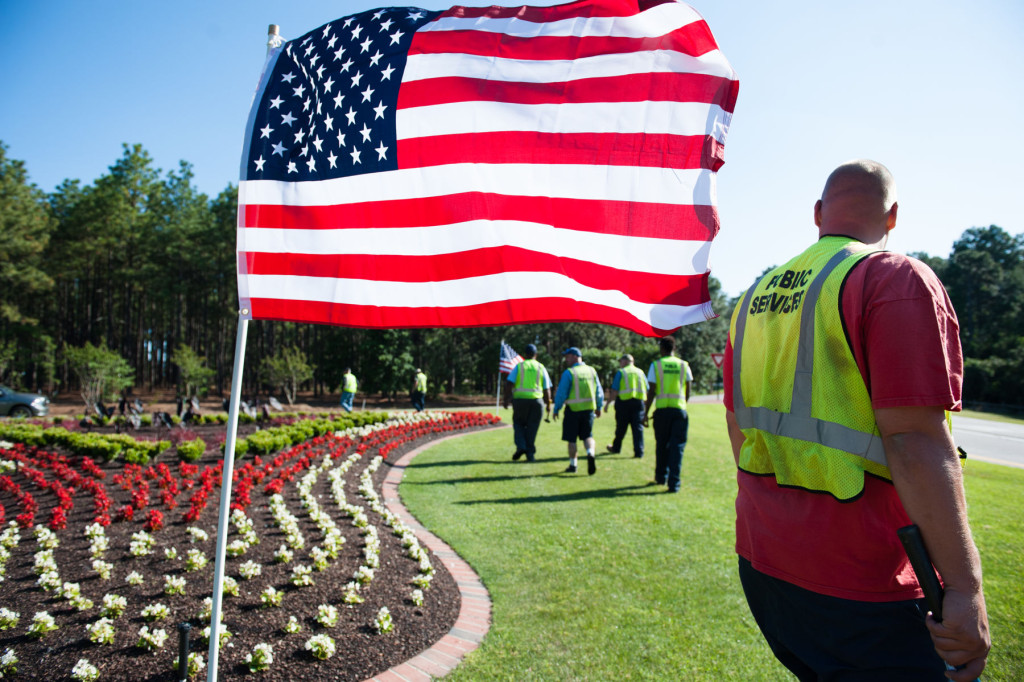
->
[[0, 410, 500, 680]]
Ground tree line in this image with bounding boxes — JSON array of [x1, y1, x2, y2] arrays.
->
[[1, 141, 1021, 409]]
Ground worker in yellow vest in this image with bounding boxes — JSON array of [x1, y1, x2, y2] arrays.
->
[[501, 343, 553, 462], [551, 347, 603, 475], [724, 160, 988, 678], [606, 353, 648, 458], [643, 336, 692, 492], [339, 367, 357, 413], [410, 368, 427, 412]]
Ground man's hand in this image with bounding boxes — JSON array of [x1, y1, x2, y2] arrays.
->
[[926, 587, 990, 681], [552, 410, 559, 422], [642, 412, 649, 427], [595, 408, 602, 418]]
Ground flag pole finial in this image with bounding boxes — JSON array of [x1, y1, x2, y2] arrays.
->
[[267, 24, 284, 50]]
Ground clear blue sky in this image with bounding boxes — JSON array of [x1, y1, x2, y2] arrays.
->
[[1, 0, 1021, 298]]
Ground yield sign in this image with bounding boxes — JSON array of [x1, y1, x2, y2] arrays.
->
[[710, 353, 725, 368]]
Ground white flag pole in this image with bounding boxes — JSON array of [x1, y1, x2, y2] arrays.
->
[[206, 316, 249, 681], [496, 339, 504, 415]]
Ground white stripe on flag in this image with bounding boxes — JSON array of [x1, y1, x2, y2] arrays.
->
[[239, 221, 711, 277], [397, 100, 728, 140], [244, 271, 704, 330], [402, 49, 734, 84], [239, 164, 715, 207]]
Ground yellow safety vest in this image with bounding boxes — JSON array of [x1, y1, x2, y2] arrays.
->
[[566, 364, 598, 412], [414, 372, 427, 392], [342, 373, 357, 393], [729, 236, 888, 501], [617, 365, 646, 401], [653, 357, 688, 409], [513, 359, 545, 399]]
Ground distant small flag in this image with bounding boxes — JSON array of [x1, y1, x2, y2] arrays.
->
[[499, 342, 524, 374], [238, 0, 738, 336]]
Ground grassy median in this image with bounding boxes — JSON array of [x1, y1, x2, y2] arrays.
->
[[400, 403, 1024, 681]]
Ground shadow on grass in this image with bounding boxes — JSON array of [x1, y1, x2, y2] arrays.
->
[[454, 483, 663, 505]]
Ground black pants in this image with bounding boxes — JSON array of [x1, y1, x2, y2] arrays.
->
[[738, 557, 946, 681], [652, 408, 687, 491], [511, 398, 543, 459], [611, 398, 644, 457]]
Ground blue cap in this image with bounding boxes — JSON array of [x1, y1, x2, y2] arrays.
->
[[525, 343, 537, 354], [562, 346, 582, 357]]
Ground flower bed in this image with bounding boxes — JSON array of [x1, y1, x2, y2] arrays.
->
[[0, 410, 499, 680]]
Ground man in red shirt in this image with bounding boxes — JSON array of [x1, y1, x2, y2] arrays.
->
[[724, 160, 989, 680]]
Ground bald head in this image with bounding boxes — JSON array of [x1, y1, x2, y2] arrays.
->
[[814, 159, 898, 244]]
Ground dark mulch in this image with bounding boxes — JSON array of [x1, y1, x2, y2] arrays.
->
[[0, 418, 494, 681]]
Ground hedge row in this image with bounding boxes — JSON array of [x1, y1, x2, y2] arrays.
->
[[0, 423, 171, 464]]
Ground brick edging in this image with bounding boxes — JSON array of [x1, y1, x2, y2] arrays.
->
[[365, 428, 501, 681]]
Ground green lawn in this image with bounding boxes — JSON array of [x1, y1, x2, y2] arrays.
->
[[400, 403, 1024, 681]]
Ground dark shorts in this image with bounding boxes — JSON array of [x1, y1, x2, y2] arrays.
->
[[738, 557, 946, 681], [561, 408, 594, 442]]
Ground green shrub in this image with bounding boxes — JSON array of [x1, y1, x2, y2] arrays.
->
[[177, 438, 206, 463]]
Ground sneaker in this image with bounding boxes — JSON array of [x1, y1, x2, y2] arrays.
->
[[633, 454, 644, 459], [587, 455, 596, 475], [606, 444, 620, 454], [512, 449, 524, 461], [564, 464, 577, 473]]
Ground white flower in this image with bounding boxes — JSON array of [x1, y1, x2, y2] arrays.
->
[[187, 526, 209, 543], [0, 608, 19, 630], [282, 616, 301, 634], [304, 633, 336, 660], [141, 603, 170, 622], [260, 586, 282, 608], [126, 570, 145, 586], [316, 604, 339, 628], [163, 575, 187, 596], [238, 560, 262, 580], [411, 589, 424, 606], [71, 659, 99, 682], [373, 606, 393, 634], [86, 617, 115, 645], [28, 611, 58, 638], [137, 625, 168, 651], [101, 594, 128, 618], [244, 643, 274, 673]]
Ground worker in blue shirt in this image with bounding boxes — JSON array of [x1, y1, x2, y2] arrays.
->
[[607, 353, 649, 458], [552, 347, 604, 475]]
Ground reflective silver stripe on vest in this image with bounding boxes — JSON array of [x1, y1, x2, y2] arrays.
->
[[516, 363, 542, 393], [732, 247, 887, 467]]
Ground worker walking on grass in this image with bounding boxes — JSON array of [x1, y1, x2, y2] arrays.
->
[[551, 347, 603, 475], [502, 344, 553, 462], [644, 336, 692, 493], [606, 353, 648, 459]]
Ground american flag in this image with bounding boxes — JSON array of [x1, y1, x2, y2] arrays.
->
[[499, 341, 524, 374], [238, 0, 738, 336]]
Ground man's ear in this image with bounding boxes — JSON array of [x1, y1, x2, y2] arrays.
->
[[813, 199, 823, 228], [886, 202, 899, 231]]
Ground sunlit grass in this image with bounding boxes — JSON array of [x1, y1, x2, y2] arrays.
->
[[401, 403, 1023, 681]]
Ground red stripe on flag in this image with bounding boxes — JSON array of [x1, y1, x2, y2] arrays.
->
[[241, 248, 711, 307], [246, 296, 700, 337], [397, 132, 725, 171], [409, 21, 720, 60], [397, 72, 739, 112], [241, 195, 720, 241], [436, 0, 655, 22]]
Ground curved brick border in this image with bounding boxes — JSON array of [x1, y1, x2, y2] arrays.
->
[[365, 430, 499, 681]]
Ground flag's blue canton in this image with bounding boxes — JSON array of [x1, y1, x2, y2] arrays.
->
[[245, 7, 441, 183]]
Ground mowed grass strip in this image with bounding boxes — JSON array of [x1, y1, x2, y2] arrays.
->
[[400, 403, 1024, 681]]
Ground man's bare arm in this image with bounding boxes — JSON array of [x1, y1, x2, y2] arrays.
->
[[725, 409, 743, 466], [876, 405, 990, 681]]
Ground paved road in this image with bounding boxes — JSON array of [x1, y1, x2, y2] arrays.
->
[[694, 396, 1024, 470], [951, 416, 1024, 469]]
